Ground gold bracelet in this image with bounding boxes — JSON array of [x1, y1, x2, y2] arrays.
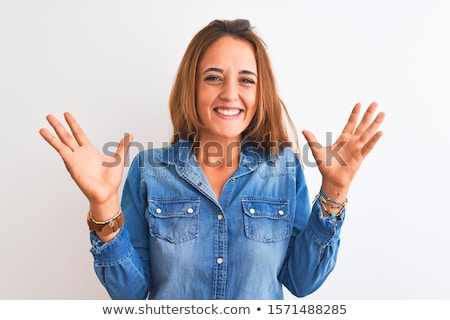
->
[[89, 208, 123, 225], [87, 208, 124, 234]]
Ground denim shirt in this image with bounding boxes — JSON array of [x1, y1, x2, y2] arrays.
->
[[89, 140, 344, 300]]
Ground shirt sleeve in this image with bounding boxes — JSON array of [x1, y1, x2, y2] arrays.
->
[[279, 158, 345, 297], [89, 152, 151, 299]]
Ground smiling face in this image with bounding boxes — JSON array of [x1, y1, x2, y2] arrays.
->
[[195, 36, 258, 144]]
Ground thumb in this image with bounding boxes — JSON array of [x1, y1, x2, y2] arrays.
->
[[115, 133, 134, 166], [302, 130, 323, 162], [302, 130, 321, 150]]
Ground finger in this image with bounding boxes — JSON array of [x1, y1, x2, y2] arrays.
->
[[39, 127, 65, 152], [115, 134, 134, 167], [45, 114, 80, 151], [39, 127, 74, 160], [361, 130, 384, 158], [64, 112, 91, 146], [354, 102, 378, 136], [359, 111, 386, 145], [341, 103, 362, 135], [302, 129, 322, 159]]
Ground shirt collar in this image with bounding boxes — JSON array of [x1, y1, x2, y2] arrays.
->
[[156, 139, 274, 169]]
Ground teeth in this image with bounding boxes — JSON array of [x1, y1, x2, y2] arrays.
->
[[216, 108, 241, 116]]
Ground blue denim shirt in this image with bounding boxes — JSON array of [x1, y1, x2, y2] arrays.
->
[[89, 140, 344, 300]]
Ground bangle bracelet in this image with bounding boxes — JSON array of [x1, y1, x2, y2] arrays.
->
[[89, 208, 123, 225], [319, 188, 347, 208]]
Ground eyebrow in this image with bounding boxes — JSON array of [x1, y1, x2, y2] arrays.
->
[[203, 67, 257, 77]]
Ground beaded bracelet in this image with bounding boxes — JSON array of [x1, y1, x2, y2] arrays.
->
[[89, 208, 123, 225], [319, 200, 345, 218], [316, 188, 348, 219], [319, 188, 347, 208]]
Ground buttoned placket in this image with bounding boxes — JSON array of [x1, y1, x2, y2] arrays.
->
[[176, 161, 229, 299], [213, 204, 227, 299], [174, 152, 259, 299]]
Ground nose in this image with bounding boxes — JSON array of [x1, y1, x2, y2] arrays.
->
[[219, 80, 239, 101]]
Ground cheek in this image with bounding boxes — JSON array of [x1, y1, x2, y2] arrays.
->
[[195, 87, 208, 113], [196, 85, 216, 107], [196, 102, 209, 124], [244, 95, 257, 117], [245, 87, 257, 106], [246, 108, 257, 126], [195, 93, 216, 125]]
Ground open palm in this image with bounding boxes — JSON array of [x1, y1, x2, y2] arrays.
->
[[39, 112, 133, 205], [302, 102, 385, 189]]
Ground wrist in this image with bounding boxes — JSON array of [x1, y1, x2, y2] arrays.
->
[[89, 195, 121, 221], [316, 187, 348, 221], [321, 180, 349, 204], [88, 196, 123, 242]]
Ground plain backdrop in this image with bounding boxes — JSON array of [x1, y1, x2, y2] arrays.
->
[[1, 0, 449, 300]]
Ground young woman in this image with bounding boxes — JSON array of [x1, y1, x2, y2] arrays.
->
[[39, 19, 385, 299]]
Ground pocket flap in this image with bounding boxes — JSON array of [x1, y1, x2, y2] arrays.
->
[[242, 198, 289, 219], [149, 198, 200, 218]]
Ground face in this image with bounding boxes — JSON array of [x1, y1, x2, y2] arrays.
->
[[196, 36, 257, 144]]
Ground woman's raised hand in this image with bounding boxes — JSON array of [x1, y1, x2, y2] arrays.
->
[[39, 112, 133, 209], [302, 102, 385, 192]]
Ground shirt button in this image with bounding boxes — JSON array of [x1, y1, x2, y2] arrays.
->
[[187, 208, 194, 214], [216, 258, 223, 264], [278, 210, 285, 216], [249, 208, 255, 214], [217, 214, 223, 220], [155, 208, 162, 214], [230, 178, 236, 182], [197, 182, 203, 187]]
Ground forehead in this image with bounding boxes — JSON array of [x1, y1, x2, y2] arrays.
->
[[198, 36, 257, 69]]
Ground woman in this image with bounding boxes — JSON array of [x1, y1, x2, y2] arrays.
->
[[39, 19, 384, 299]]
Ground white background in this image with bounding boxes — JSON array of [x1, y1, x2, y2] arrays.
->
[[1, 0, 449, 299]]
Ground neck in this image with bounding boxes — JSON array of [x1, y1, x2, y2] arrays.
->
[[196, 138, 241, 169]]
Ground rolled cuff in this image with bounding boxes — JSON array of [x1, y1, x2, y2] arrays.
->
[[307, 198, 345, 246], [89, 225, 134, 266]]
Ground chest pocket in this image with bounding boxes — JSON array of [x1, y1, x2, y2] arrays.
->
[[148, 198, 200, 243], [242, 198, 291, 242]]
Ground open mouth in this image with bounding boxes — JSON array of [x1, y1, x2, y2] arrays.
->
[[214, 107, 243, 117]]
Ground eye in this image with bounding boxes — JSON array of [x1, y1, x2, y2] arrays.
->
[[204, 75, 223, 82], [239, 77, 256, 85]]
